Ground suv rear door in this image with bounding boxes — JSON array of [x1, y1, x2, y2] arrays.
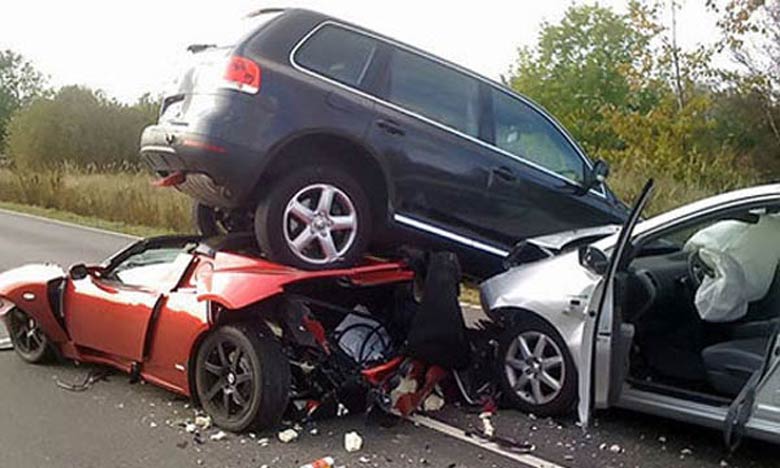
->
[[367, 44, 512, 257]]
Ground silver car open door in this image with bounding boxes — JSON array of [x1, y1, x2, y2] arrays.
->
[[578, 180, 655, 428]]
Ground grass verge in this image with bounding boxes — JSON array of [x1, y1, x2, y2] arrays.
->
[[0, 201, 171, 238]]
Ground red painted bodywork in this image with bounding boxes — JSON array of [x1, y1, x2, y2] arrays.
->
[[0, 249, 412, 397]]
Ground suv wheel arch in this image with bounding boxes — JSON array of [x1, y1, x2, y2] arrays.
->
[[253, 131, 393, 229]]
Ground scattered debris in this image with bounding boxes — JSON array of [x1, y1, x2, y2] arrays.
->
[[681, 448, 693, 456], [209, 430, 228, 442], [194, 415, 212, 430], [658, 436, 667, 443], [278, 428, 299, 443], [479, 412, 495, 438], [299, 456, 335, 468], [344, 431, 364, 453], [0, 335, 12, 351], [358, 456, 371, 464], [609, 444, 622, 454], [720, 460, 729, 467], [149, 421, 158, 428], [185, 423, 198, 434], [55, 369, 112, 392], [175, 441, 188, 449], [422, 393, 445, 412], [257, 437, 270, 447], [337, 403, 349, 418], [309, 427, 320, 436]]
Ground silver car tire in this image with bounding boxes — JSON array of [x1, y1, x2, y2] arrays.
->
[[497, 315, 577, 416]]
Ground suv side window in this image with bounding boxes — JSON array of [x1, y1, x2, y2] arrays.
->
[[387, 48, 480, 138], [492, 90, 586, 184], [295, 25, 379, 87]]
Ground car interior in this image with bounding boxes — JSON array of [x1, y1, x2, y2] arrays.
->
[[614, 205, 780, 405]]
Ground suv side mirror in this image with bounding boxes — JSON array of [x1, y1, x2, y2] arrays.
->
[[579, 245, 609, 276], [580, 160, 610, 194], [69, 264, 89, 281]]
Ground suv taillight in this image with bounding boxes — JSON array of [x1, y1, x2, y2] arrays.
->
[[223, 56, 261, 94]]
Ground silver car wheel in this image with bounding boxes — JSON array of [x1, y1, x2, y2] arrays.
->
[[282, 183, 358, 265], [504, 330, 565, 406]]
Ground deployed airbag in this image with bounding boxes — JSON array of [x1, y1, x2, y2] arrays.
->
[[685, 215, 780, 322]]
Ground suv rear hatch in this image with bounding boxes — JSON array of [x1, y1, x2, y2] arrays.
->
[[158, 9, 284, 126]]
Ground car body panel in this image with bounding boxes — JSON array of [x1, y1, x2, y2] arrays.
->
[[0, 264, 69, 344], [481, 183, 780, 442]]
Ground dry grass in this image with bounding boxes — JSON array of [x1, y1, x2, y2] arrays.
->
[[0, 168, 192, 233]]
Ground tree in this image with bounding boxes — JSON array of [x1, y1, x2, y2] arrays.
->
[[0, 50, 48, 151], [508, 2, 662, 156], [6, 86, 155, 170]]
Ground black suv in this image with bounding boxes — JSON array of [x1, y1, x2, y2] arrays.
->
[[140, 8, 627, 277]]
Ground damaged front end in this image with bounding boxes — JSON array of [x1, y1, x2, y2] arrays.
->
[[271, 252, 476, 422]]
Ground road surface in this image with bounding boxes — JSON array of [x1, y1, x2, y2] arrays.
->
[[0, 209, 777, 468]]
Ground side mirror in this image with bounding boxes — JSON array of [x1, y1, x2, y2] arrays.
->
[[579, 245, 609, 276], [580, 159, 610, 194], [68, 264, 89, 281]]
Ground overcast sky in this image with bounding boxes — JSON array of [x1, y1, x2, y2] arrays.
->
[[0, 1, 719, 103]]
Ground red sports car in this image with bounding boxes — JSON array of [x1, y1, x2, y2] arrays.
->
[[0, 234, 418, 431]]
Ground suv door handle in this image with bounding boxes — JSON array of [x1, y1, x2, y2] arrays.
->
[[376, 119, 405, 136], [492, 166, 516, 182]]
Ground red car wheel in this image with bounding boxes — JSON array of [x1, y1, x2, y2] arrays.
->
[[194, 324, 290, 432], [7, 307, 50, 364]]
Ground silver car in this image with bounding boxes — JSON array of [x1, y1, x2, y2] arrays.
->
[[481, 181, 780, 447]]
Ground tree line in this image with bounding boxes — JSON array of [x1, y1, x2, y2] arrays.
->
[[0, 1, 778, 196]]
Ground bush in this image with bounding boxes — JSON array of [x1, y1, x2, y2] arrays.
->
[[4, 86, 156, 170]]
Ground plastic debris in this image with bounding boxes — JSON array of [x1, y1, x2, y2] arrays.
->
[[609, 444, 622, 454], [209, 430, 228, 442], [681, 448, 693, 456], [479, 412, 495, 438], [194, 415, 212, 430], [278, 428, 299, 443], [299, 456, 335, 468], [344, 431, 364, 453], [422, 393, 445, 412], [358, 456, 371, 464], [258, 437, 270, 447], [185, 423, 198, 433], [149, 421, 158, 428], [337, 403, 349, 418]]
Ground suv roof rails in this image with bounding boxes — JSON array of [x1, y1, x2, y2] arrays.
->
[[245, 7, 287, 18]]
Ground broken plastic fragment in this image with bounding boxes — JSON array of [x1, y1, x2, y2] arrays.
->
[[210, 430, 228, 442], [344, 431, 363, 453], [194, 415, 212, 430], [278, 428, 299, 443], [479, 412, 495, 438], [422, 393, 445, 412], [299, 456, 335, 468]]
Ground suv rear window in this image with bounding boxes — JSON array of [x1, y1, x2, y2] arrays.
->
[[387, 48, 480, 138], [295, 25, 379, 87]]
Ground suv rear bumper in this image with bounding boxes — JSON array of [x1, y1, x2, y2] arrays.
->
[[140, 125, 258, 208]]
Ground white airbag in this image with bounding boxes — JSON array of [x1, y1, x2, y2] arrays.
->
[[684, 215, 780, 322]]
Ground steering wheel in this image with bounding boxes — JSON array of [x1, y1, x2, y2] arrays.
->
[[688, 250, 716, 289]]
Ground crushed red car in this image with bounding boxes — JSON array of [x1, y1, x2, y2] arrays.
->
[[0, 234, 475, 432]]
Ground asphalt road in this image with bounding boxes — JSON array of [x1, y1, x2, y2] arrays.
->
[[0, 209, 778, 468]]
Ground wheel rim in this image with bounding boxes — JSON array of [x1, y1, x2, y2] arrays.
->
[[505, 330, 565, 406], [9, 308, 46, 356], [283, 183, 358, 265], [199, 338, 255, 421]]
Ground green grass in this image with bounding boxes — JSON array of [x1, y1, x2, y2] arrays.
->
[[0, 200, 171, 238]]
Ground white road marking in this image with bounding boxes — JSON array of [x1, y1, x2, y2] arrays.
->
[[0, 208, 139, 240], [408, 414, 565, 468]]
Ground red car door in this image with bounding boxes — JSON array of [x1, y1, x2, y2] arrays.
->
[[64, 241, 195, 362], [64, 278, 158, 361]]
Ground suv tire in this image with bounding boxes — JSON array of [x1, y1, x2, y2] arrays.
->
[[255, 165, 371, 270]]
